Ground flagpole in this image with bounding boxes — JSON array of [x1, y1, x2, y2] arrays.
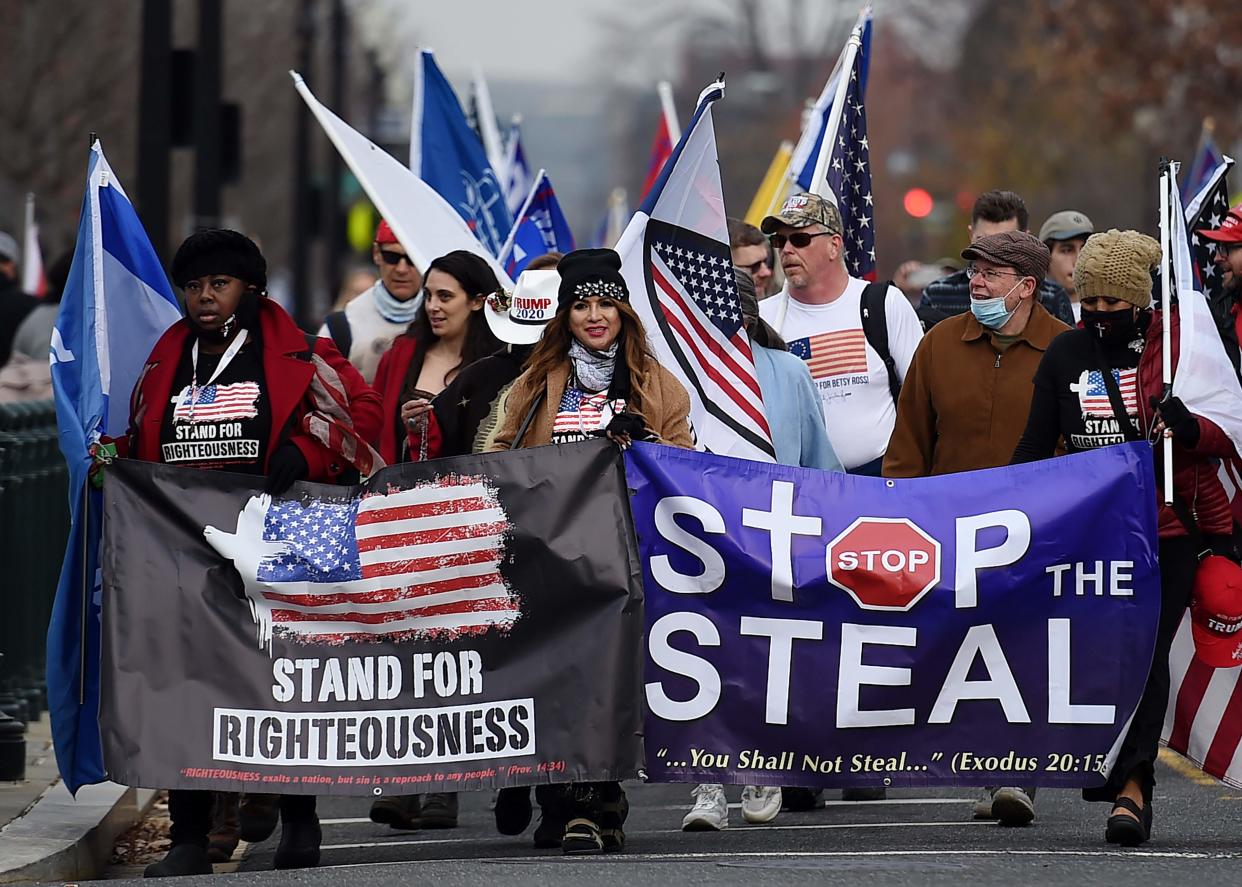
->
[[658, 81, 680, 141], [409, 49, 428, 173], [496, 168, 545, 265], [809, 25, 862, 200], [1159, 160, 1175, 504]]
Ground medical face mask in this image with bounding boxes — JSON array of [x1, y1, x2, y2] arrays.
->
[[969, 280, 1021, 330]]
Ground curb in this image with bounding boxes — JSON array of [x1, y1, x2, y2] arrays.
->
[[0, 780, 157, 884]]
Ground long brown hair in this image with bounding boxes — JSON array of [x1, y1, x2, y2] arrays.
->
[[520, 299, 656, 417]]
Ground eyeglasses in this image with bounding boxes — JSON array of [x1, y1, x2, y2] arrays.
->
[[965, 265, 1024, 284], [769, 231, 832, 250], [735, 257, 772, 276], [378, 248, 416, 267], [1216, 242, 1242, 258]]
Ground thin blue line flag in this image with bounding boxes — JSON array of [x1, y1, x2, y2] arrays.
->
[[47, 141, 182, 792], [499, 170, 576, 277], [410, 50, 513, 257]]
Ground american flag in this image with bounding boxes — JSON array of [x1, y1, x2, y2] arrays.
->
[[1185, 156, 1234, 304], [822, 36, 875, 281], [172, 382, 261, 423], [250, 476, 518, 643], [551, 390, 623, 437], [1163, 615, 1242, 788], [787, 329, 869, 379], [1073, 369, 1138, 418], [646, 220, 771, 445]]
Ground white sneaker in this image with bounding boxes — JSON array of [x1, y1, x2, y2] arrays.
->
[[740, 785, 781, 823], [681, 783, 729, 831]]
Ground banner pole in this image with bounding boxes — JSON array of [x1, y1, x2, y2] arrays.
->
[[1159, 162, 1174, 505]]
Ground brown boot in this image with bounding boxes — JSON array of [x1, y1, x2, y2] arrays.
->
[[206, 792, 239, 863]]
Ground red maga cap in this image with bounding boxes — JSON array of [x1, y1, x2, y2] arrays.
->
[[375, 219, 398, 245], [1196, 205, 1242, 245], [1190, 555, 1242, 669]]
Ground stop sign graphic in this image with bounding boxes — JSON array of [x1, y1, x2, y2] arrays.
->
[[826, 517, 942, 611]]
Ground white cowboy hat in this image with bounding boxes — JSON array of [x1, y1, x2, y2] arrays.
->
[[484, 269, 560, 345]]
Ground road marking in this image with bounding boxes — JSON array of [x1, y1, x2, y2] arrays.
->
[[316, 820, 993, 851], [1158, 747, 1223, 788]]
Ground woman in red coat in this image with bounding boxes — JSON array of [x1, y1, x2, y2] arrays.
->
[[111, 230, 381, 877], [372, 250, 503, 466]]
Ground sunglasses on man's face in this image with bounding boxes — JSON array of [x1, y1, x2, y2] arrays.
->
[[378, 248, 415, 267], [769, 231, 832, 250], [736, 257, 772, 276]]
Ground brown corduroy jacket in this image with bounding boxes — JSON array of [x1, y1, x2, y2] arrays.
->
[[882, 303, 1069, 477], [488, 359, 694, 451]]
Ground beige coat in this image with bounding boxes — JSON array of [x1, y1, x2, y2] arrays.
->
[[489, 360, 693, 450]]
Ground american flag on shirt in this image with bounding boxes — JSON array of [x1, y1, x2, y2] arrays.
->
[[823, 36, 875, 281], [552, 390, 622, 437], [788, 329, 869, 379], [645, 220, 771, 447], [1073, 369, 1138, 418], [246, 476, 518, 645], [172, 382, 261, 423], [1163, 615, 1242, 788]]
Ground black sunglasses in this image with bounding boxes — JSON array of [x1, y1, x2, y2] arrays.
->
[[378, 248, 416, 267], [735, 257, 772, 276], [769, 231, 833, 250]]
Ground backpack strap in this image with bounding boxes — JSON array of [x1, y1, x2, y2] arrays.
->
[[324, 310, 352, 360], [859, 280, 901, 405]]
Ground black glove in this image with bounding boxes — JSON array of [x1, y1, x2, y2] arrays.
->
[[1151, 394, 1200, 448], [265, 443, 309, 494], [602, 411, 651, 441]]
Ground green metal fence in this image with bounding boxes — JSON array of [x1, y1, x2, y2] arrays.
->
[[0, 401, 68, 725]]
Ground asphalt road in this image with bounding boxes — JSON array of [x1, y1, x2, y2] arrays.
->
[[95, 751, 1242, 886]]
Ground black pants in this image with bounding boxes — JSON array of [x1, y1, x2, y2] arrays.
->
[[536, 782, 627, 828], [168, 790, 316, 846], [1083, 534, 1224, 803]]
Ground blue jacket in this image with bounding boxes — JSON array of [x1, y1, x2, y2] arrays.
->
[[753, 344, 843, 471]]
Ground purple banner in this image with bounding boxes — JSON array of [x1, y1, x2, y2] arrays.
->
[[625, 442, 1161, 789]]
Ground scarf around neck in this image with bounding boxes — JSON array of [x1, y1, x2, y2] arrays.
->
[[372, 280, 423, 325], [569, 339, 618, 393]]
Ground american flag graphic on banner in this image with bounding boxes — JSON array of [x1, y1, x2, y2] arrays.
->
[[823, 41, 875, 281], [172, 382, 261, 423], [1072, 369, 1138, 418], [645, 219, 770, 447], [1185, 156, 1234, 304], [787, 329, 869, 380], [1163, 616, 1242, 788], [204, 477, 519, 647]]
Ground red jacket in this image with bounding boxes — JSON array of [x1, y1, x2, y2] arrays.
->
[[123, 299, 382, 483], [1139, 309, 1238, 537], [371, 333, 443, 464]]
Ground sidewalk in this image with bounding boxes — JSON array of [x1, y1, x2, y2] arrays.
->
[[0, 717, 154, 883]]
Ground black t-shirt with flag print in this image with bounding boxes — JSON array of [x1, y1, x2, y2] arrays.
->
[[1012, 327, 1150, 462], [159, 341, 271, 473]]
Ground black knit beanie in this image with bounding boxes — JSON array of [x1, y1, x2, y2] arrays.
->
[[171, 229, 267, 291], [555, 248, 628, 311]]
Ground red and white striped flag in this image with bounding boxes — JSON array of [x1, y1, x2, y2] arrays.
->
[[639, 81, 679, 201], [204, 477, 520, 648], [1163, 615, 1242, 787]]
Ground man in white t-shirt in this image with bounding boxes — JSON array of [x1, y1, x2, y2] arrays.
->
[[318, 220, 424, 384], [759, 193, 923, 475]]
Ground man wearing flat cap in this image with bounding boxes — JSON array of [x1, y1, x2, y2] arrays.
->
[[885, 230, 1069, 822]]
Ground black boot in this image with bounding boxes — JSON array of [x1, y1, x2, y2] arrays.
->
[[370, 794, 421, 830], [533, 785, 572, 849], [144, 843, 213, 878], [494, 787, 533, 835], [273, 815, 321, 870], [239, 793, 280, 843]]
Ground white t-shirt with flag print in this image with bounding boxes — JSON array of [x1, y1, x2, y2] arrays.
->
[[760, 278, 922, 470]]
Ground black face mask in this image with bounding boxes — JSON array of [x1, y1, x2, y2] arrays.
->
[[1081, 307, 1140, 344]]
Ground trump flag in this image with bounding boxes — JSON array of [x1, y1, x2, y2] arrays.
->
[[498, 170, 576, 277]]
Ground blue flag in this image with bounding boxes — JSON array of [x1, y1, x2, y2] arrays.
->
[[1182, 128, 1225, 203], [47, 141, 182, 792], [503, 121, 533, 217], [499, 170, 575, 277], [410, 50, 512, 256], [790, 8, 872, 193]]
